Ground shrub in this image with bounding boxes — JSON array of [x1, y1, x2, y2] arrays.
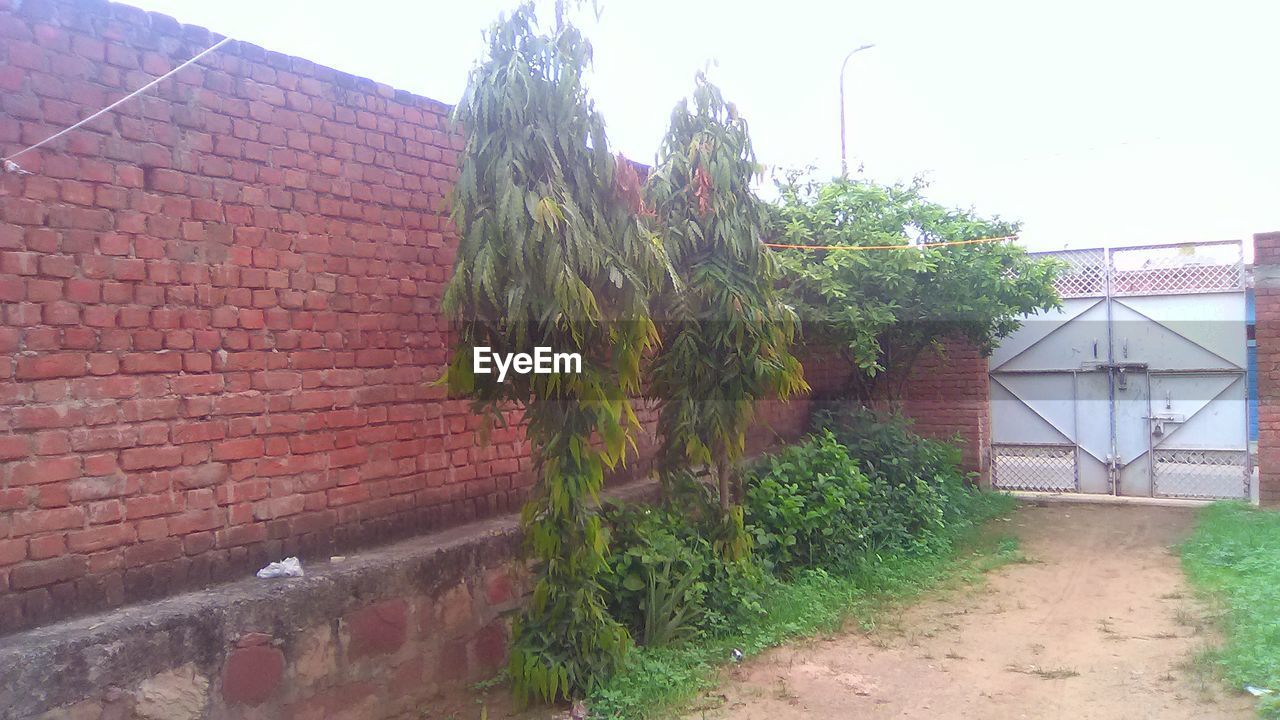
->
[[742, 431, 870, 574], [743, 408, 983, 575], [813, 405, 972, 554], [601, 504, 767, 645]]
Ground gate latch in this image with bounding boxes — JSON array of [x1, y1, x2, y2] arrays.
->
[[1145, 412, 1186, 436]]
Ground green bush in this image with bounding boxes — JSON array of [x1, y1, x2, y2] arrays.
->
[[592, 405, 1004, 715], [601, 504, 767, 646], [739, 407, 985, 577], [813, 405, 973, 554], [742, 430, 870, 574], [588, 486, 1018, 719]]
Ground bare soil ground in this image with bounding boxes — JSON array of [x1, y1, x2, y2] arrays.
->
[[689, 503, 1253, 720]]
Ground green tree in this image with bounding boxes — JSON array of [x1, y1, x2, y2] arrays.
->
[[772, 175, 1061, 402], [443, 5, 665, 703], [645, 75, 807, 549]]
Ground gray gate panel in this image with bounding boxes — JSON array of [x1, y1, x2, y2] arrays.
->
[[1149, 374, 1249, 500], [1110, 300, 1242, 371], [1117, 452, 1154, 498], [989, 373, 1077, 443], [1149, 374, 1247, 447], [989, 299, 1102, 371], [990, 240, 1248, 500], [1117, 294, 1247, 369], [1072, 371, 1112, 465], [1077, 453, 1112, 495], [1114, 369, 1152, 497], [994, 300, 1110, 372]]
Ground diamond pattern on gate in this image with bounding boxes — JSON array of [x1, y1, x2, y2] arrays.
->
[[1153, 449, 1249, 499], [1032, 248, 1107, 298], [1110, 242, 1244, 296], [991, 444, 1077, 492]]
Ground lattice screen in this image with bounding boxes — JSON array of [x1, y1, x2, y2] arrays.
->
[[1032, 248, 1107, 298], [1110, 242, 1244, 296], [1032, 242, 1244, 298], [991, 444, 1077, 492], [1153, 449, 1249, 499]]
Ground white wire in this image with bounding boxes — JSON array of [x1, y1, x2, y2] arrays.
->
[[2, 36, 234, 164]]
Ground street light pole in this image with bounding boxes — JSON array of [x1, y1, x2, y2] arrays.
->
[[840, 43, 875, 178]]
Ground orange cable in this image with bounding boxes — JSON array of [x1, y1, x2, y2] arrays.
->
[[763, 234, 1018, 251]]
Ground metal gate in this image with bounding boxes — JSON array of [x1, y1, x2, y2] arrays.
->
[[989, 240, 1250, 499]]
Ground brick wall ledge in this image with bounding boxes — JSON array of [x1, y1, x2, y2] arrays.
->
[[0, 478, 657, 720]]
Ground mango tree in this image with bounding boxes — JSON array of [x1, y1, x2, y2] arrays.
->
[[772, 175, 1061, 402]]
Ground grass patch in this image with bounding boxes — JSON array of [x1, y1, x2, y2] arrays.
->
[[1181, 501, 1280, 717], [586, 491, 1020, 719]]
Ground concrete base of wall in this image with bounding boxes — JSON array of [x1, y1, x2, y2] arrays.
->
[[2, 511, 521, 719], [0, 485, 599, 719]]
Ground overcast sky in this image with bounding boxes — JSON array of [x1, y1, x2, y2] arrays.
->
[[125, 0, 1280, 254]]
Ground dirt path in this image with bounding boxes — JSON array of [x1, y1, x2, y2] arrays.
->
[[690, 503, 1253, 720]]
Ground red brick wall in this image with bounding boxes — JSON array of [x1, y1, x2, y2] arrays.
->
[[1254, 230, 1280, 504], [0, 0, 539, 633], [743, 347, 850, 455], [794, 341, 990, 480], [0, 0, 993, 635], [894, 340, 991, 480], [0, 0, 824, 633]]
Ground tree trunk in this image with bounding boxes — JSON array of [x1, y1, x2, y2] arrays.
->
[[716, 460, 732, 511]]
